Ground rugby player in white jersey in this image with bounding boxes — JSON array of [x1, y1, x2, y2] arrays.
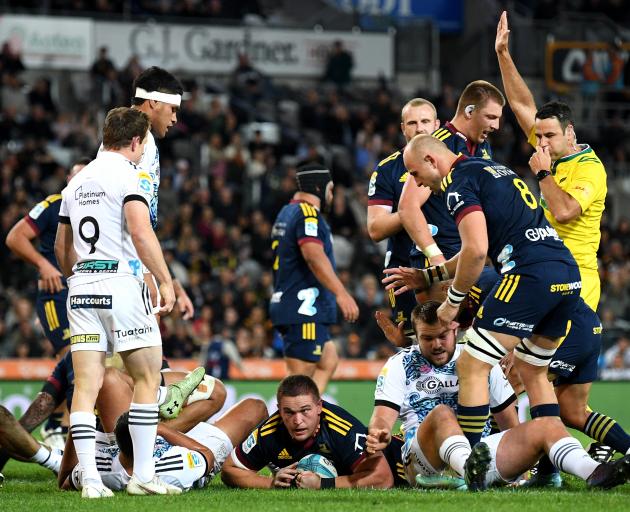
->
[[366, 301, 517, 487], [124, 66, 194, 318], [367, 301, 630, 491], [59, 398, 268, 493], [55, 107, 180, 498]]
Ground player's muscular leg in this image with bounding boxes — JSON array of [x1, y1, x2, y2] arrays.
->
[[96, 367, 134, 432], [286, 358, 316, 378], [455, 351, 493, 406], [555, 383, 591, 429], [494, 417, 563, 480], [417, 405, 463, 470], [311, 341, 338, 394], [71, 351, 106, 412], [213, 398, 268, 446], [514, 334, 559, 407], [120, 346, 162, 403]]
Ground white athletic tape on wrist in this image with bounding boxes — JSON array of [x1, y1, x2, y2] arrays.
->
[[187, 375, 216, 405], [135, 87, 182, 106], [446, 285, 466, 306], [514, 338, 557, 367], [422, 243, 443, 259], [463, 326, 508, 366]]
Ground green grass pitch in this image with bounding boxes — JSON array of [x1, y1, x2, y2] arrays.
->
[[1, 460, 629, 512]]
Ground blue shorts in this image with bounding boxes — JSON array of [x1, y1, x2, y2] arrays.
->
[[278, 323, 331, 363], [551, 298, 602, 386], [474, 262, 581, 339], [36, 288, 70, 354]]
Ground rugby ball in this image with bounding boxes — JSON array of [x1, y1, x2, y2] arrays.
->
[[296, 454, 338, 477]]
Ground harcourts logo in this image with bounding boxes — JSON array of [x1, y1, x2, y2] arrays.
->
[[525, 226, 560, 242], [70, 295, 112, 309], [493, 318, 534, 332], [114, 325, 153, 339]]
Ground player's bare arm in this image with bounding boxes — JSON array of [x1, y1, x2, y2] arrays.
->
[[155, 423, 214, 472], [172, 278, 194, 320], [382, 254, 459, 295], [6, 219, 64, 293], [300, 241, 359, 322], [374, 311, 406, 347], [398, 177, 445, 265], [366, 205, 402, 242], [222, 457, 297, 489], [17, 391, 58, 433], [54, 223, 77, 278], [495, 11, 537, 136], [124, 200, 175, 314], [366, 405, 398, 453], [437, 211, 487, 327], [529, 146, 582, 223]]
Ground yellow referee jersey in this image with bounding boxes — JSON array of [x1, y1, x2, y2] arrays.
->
[[529, 131, 607, 309]]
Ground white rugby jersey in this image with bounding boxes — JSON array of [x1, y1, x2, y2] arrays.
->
[[374, 345, 515, 442], [59, 151, 154, 282], [137, 131, 160, 229]]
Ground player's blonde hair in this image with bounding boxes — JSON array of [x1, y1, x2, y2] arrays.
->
[[401, 98, 437, 123], [456, 80, 505, 116]]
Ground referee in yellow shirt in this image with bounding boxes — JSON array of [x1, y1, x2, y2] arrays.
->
[[495, 12, 606, 311]]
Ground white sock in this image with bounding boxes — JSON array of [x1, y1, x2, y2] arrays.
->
[[128, 402, 159, 482], [156, 386, 167, 406], [30, 445, 62, 473], [549, 437, 599, 480], [439, 435, 471, 478], [70, 411, 101, 486]]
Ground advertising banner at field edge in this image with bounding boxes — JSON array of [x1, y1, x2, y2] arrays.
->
[[0, 15, 93, 70]]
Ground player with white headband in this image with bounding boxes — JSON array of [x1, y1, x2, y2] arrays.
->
[[128, 67, 194, 320]]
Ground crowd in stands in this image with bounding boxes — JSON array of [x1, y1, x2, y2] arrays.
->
[[0, 37, 628, 376]]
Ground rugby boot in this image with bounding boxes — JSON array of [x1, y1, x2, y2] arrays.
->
[[464, 442, 492, 492], [127, 474, 182, 495], [586, 454, 630, 489], [159, 367, 205, 420]]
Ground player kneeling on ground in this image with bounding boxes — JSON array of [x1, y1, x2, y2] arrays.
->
[[222, 375, 403, 489]]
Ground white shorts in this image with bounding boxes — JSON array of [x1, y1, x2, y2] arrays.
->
[[481, 431, 513, 486], [187, 422, 234, 480], [402, 428, 440, 482], [67, 276, 161, 355]]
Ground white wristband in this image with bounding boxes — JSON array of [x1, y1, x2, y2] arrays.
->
[[422, 243, 443, 259], [446, 285, 467, 306]]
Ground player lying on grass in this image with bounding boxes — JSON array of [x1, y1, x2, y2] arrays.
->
[[0, 404, 63, 482], [367, 300, 518, 487], [58, 398, 267, 492], [384, 262, 630, 486], [222, 374, 406, 489], [369, 302, 630, 491]]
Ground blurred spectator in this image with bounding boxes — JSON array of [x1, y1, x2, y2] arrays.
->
[[603, 335, 630, 369], [322, 40, 354, 89]]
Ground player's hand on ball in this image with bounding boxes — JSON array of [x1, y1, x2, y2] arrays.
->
[[158, 282, 176, 315], [529, 145, 552, 174], [272, 463, 298, 488], [374, 311, 406, 347], [495, 11, 510, 54], [382, 266, 424, 295], [366, 427, 391, 454], [295, 470, 320, 489]]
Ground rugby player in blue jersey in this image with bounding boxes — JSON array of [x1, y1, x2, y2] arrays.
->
[[270, 165, 359, 393], [394, 135, 581, 457]]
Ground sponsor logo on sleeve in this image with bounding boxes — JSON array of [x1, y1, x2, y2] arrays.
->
[[243, 431, 258, 454], [187, 451, 204, 468], [70, 295, 112, 309], [138, 172, 152, 194], [304, 218, 318, 237], [368, 171, 377, 196], [29, 201, 48, 219], [446, 192, 463, 213]]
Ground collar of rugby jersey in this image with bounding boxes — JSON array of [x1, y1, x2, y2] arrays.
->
[[551, 144, 592, 174]]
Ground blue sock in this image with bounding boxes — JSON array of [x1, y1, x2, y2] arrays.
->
[[457, 403, 489, 447], [584, 412, 630, 454]]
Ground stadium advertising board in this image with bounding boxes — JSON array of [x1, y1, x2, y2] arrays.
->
[[94, 21, 393, 78], [546, 41, 630, 93], [0, 15, 93, 70]]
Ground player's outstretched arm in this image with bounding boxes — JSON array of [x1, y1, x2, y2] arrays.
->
[[495, 11, 537, 137], [398, 177, 445, 265], [54, 223, 77, 278], [367, 205, 401, 242], [337, 452, 393, 489], [6, 219, 64, 293], [222, 456, 296, 489], [300, 241, 359, 322], [124, 200, 174, 314], [367, 405, 398, 454]]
